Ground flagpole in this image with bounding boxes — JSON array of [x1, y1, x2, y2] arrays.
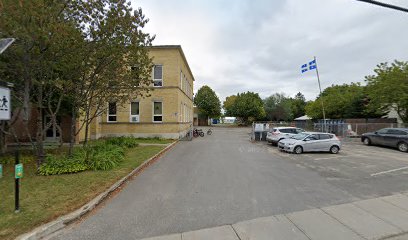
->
[[314, 56, 327, 132]]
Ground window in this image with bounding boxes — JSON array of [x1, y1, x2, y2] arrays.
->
[[153, 102, 163, 122], [388, 129, 408, 135], [180, 71, 183, 89], [377, 128, 389, 134], [108, 102, 117, 122], [130, 102, 140, 122], [153, 65, 163, 87], [318, 134, 331, 140]]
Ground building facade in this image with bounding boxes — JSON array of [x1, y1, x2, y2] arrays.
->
[[87, 45, 195, 140]]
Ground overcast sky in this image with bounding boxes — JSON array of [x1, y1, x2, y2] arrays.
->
[[132, 0, 408, 102]]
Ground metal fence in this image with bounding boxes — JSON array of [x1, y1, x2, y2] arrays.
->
[[251, 121, 407, 142]]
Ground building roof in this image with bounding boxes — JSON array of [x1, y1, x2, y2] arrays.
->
[[148, 45, 195, 82]]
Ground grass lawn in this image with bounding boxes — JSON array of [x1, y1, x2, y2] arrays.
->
[[0, 145, 166, 240], [130, 138, 174, 144]]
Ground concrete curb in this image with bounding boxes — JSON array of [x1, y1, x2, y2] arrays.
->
[[16, 141, 179, 240]]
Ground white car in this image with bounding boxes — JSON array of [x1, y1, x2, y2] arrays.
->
[[278, 132, 341, 154], [266, 127, 305, 145]]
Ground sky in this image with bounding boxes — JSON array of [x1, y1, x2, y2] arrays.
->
[[132, 0, 408, 102]]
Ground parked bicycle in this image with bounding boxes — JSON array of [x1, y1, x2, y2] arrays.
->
[[207, 128, 212, 135], [193, 128, 205, 137]]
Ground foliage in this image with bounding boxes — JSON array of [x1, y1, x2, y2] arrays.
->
[[264, 93, 293, 121], [305, 83, 385, 119], [226, 92, 265, 124], [194, 85, 222, 118], [223, 95, 237, 116], [365, 61, 408, 123], [289, 92, 307, 119], [105, 136, 140, 148], [0, 0, 155, 162], [37, 154, 88, 176], [0, 146, 165, 240], [83, 143, 125, 171]]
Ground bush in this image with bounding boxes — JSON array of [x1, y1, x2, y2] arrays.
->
[[85, 143, 125, 171], [105, 136, 139, 148], [38, 154, 88, 176], [38, 137, 132, 175]]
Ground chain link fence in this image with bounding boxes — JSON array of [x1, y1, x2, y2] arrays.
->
[[251, 120, 406, 142]]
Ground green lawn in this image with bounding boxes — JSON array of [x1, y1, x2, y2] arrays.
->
[[0, 145, 165, 240], [130, 138, 174, 144]]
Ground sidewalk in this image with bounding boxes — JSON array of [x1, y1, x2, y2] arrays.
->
[[141, 192, 408, 240]]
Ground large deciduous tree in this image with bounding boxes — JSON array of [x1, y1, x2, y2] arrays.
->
[[0, 0, 154, 164], [228, 92, 265, 125], [305, 83, 385, 119], [365, 61, 408, 123], [263, 93, 292, 121], [223, 95, 237, 116], [194, 85, 221, 119]]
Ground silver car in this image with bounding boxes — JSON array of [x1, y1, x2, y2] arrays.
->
[[278, 132, 341, 154], [266, 127, 305, 145]]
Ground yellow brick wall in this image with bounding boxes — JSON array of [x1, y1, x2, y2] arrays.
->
[[78, 46, 194, 141]]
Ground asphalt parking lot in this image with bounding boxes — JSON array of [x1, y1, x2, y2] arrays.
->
[[258, 139, 408, 198], [53, 128, 408, 240]]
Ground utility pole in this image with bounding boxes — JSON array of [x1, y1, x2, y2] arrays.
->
[[356, 0, 408, 13]]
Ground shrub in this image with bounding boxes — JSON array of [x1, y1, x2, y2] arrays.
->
[[105, 136, 139, 148], [85, 144, 125, 171], [38, 154, 88, 176]]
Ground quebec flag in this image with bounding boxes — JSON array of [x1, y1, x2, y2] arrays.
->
[[301, 59, 317, 73], [301, 64, 308, 73]]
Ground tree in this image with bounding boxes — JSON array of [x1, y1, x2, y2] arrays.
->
[[223, 95, 237, 116], [289, 92, 307, 119], [66, 0, 154, 150], [0, 0, 155, 163], [229, 92, 265, 125], [365, 61, 408, 123], [263, 93, 292, 121], [305, 83, 385, 119], [0, 0, 85, 166], [194, 85, 221, 119]]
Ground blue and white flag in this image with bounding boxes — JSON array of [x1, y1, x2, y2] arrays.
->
[[301, 64, 308, 73], [301, 59, 317, 73], [309, 59, 316, 70]]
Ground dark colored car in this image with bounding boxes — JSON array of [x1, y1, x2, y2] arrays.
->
[[361, 128, 408, 152]]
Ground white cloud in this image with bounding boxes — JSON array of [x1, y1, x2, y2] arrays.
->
[[133, 0, 408, 101]]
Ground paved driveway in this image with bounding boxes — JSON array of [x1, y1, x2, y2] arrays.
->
[[52, 128, 408, 240]]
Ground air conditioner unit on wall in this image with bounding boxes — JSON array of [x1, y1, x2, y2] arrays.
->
[[131, 115, 139, 122]]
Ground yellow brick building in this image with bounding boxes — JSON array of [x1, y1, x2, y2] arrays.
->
[[87, 45, 194, 140]]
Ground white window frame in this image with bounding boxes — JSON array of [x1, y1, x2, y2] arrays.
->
[[107, 102, 117, 122], [129, 101, 140, 123], [153, 101, 163, 123], [153, 65, 163, 87]]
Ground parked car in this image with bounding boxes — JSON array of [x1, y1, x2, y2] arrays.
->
[[278, 132, 341, 154], [361, 128, 408, 152], [266, 127, 305, 145]]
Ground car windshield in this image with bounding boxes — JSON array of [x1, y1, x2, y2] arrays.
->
[[291, 133, 309, 140]]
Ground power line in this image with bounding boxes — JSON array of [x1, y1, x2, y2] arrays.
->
[[356, 0, 408, 13]]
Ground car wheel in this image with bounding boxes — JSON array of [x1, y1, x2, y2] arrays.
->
[[330, 145, 340, 154], [294, 146, 303, 154], [363, 138, 371, 146], [397, 142, 408, 152]]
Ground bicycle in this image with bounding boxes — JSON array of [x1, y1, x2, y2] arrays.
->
[[193, 128, 205, 137]]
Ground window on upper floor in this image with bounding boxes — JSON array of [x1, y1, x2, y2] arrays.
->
[[130, 102, 140, 122], [153, 65, 163, 87], [107, 102, 117, 122]]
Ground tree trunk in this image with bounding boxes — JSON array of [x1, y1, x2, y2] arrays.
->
[[68, 108, 77, 157]]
